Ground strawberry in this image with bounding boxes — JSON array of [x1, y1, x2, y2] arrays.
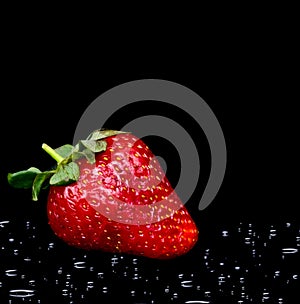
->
[[7, 129, 198, 259]]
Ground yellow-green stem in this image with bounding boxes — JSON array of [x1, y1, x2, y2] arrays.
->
[[42, 143, 64, 163]]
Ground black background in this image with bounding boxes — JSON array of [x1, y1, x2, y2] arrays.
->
[[0, 9, 299, 303], [0, 9, 298, 244]]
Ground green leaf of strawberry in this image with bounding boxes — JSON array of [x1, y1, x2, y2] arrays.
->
[[86, 129, 128, 141], [8, 167, 42, 189], [7, 129, 199, 259], [54, 144, 74, 158], [49, 162, 80, 186], [32, 171, 53, 201], [80, 139, 107, 153], [72, 148, 96, 164]]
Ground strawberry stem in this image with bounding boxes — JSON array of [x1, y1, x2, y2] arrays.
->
[[42, 143, 64, 163]]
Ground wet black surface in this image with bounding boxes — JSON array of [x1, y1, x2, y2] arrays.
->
[[1, 215, 299, 303]]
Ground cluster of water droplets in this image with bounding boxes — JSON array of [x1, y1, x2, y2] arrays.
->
[[0, 219, 299, 303]]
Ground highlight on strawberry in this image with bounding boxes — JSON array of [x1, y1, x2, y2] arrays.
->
[[7, 129, 199, 259]]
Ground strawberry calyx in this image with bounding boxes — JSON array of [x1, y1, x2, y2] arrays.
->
[[7, 129, 128, 201]]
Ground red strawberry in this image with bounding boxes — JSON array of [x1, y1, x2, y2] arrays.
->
[[7, 129, 198, 259]]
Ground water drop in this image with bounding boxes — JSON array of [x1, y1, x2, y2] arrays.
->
[[282, 248, 298, 254], [274, 270, 280, 278], [5, 269, 18, 277], [111, 257, 119, 265], [218, 276, 226, 285], [97, 272, 104, 279], [48, 242, 55, 250], [185, 301, 210, 303], [181, 280, 193, 288], [74, 261, 86, 269], [244, 237, 251, 245], [102, 286, 108, 294], [204, 291, 211, 297], [0, 220, 10, 228], [269, 229, 277, 239], [62, 289, 68, 296], [9, 289, 35, 298], [222, 230, 229, 237]]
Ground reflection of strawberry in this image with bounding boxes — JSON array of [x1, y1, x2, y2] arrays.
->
[[8, 129, 198, 259]]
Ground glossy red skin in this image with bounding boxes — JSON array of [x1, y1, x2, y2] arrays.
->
[[47, 134, 199, 259]]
